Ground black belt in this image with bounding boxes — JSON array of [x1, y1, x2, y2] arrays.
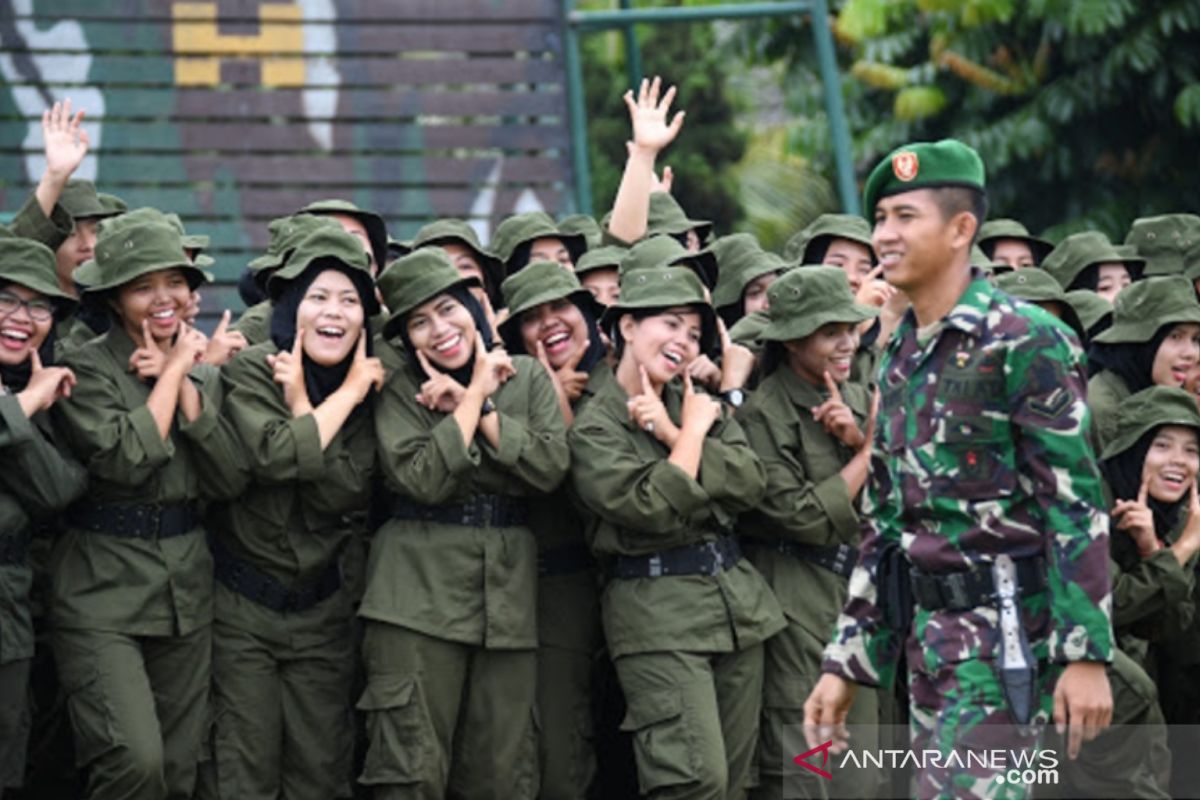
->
[[68, 502, 201, 540], [0, 530, 31, 565], [910, 556, 1047, 612], [211, 536, 342, 614], [611, 535, 742, 579], [744, 537, 858, 579], [538, 543, 595, 577], [391, 494, 529, 529]]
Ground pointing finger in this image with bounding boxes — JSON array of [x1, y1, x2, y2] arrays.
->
[[682, 368, 694, 396], [213, 308, 230, 338], [356, 328, 368, 360], [534, 339, 552, 371], [1137, 476, 1149, 507], [865, 264, 884, 283], [639, 364, 653, 396], [292, 327, 305, 358], [29, 347, 43, 373], [823, 370, 843, 404], [567, 337, 589, 370]]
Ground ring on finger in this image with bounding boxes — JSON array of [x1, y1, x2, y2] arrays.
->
[[643, 421, 655, 434]]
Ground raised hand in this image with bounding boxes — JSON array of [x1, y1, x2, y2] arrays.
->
[[415, 348, 466, 413], [128, 318, 167, 380], [854, 264, 895, 308], [718, 319, 755, 393], [626, 364, 677, 445], [687, 354, 722, 391], [623, 76, 685, 156], [341, 330, 385, 404], [1112, 477, 1158, 557], [537, 337, 590, 403], [468, 329, 516, 398], [166, 320, 208, 372], [813, 371, 866, 449], [17, 349, 76, 417], [266, 327, 311, 415], [203, 309, 248, 366], [626, 142, 674, 194], [42, 98, 89, 181], [183, 291, 202, 325], [679, 370, 722, 434]]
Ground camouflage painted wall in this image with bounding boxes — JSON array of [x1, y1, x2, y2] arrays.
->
[[0, 0, 574, 322]]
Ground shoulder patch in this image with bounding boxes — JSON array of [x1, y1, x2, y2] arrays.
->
[[1029, 386, 1072, 420]]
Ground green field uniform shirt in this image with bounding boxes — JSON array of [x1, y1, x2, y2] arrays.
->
[[568, 377, 785, 658], [360, 339, 569, 650], [231, 300, 271, 346], [1089, 370, 1132, 455], [216, 341, 375, 588], [9, 192, 73, 251], [0, 396, 87, 663], [51, 325, 248, 636]]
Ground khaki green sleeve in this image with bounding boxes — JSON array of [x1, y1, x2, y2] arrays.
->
[[695, 414, 766, 514], [179, 366, 250, 501], [478, 361, 569, 494], [9, 191, 73, 251], [1110, 550, 1196, 639], [0, 397, 87, 515]]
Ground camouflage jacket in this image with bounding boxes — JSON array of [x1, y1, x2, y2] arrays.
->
[[822, 271, 1114, 688]]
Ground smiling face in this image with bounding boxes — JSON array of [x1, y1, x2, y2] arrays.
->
[[114, 268, 192, 345], [296, 269, 365, 367], [742, 272, 777, 316], [580, 268, 619, 308], [1095, 263, 1132, 304], [822, 238, 875, 292], [406, 292, 477, 372], [618, 307, 702, 386], [1142, 425, 1200, 504], [872, 190, 975, 292], [990, 238, 1036, 270], [0, 283, 54, 366], [1152, 323, 1200, 388], [783, 321, 859, 386], [529, 237, 574, 271], [519, 297, 588, 370], [55, 217, 100, 293]]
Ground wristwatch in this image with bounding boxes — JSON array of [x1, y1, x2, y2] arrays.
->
[[720, 388, 746, 408], [480, 397, 497, 416]]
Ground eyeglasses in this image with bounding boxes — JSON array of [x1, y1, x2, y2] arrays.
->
[[0, 290, 55, 322]]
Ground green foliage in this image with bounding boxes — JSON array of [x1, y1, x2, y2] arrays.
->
[[734, 0, 1200, 240]]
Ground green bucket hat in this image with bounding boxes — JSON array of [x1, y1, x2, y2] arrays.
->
[[59, 180, 126, 221], [74, 213, 211, 295], [646, 192, 713, 244], [759, 265, 878, 342], [1184, 241, 1200, 283], [1041, 231, 1145, 291], [387, 236, 412, 262], [995, 268, 1086, 341], [601, 266, 718, 355], [498, 260, 598, 341], [574, 245, 627, 278], [1101, 385, 1200, 460], [1124, 214, 1200, 277], [265, 227, 379, 314], [0, 238, 77, 319], [250, 214, 343, 279], [490, 212, 587, 274], [411, 218, 505, 298], [783, 214, 874, 264], [1063, 290, 1113, 337], [977, 219, 1054, 264], [1092, 276, 1200, 344], [620, 235, 718, 290], [557, 214, 602, 250], [862, 139, 985, 217], [159, 213, 210, 255], [969, 245, 993, 270], [297, 198, 388, 272], [379, 248, 480, 339], [707, 233, 787, 309]]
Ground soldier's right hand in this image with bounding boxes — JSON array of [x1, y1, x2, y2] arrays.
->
[[802, 673, 857, 753], [415, 349, 465, 413], [1112, 477, 1158, 557], [623, 76, 685, 157], [17, 349, 76, 417], [266, 328, 312, 415]]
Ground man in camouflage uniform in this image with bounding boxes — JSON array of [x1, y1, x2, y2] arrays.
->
[[804, 140, 1114, 799]]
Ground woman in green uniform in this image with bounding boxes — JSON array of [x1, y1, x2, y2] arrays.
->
[[208, 227, 382, 800], [1087, 276, 1200, 452], [50, 211, 246, 800], [569, 266, 785, 799], [734, 266, 879, 800], [358, 249, 569, 799], [498, 259, 610, 799], [0, 237, 87, 796]]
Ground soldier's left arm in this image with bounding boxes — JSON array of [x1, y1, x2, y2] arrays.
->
[[1008, 319, 1114, 663], [178, 365, 251, 501], [0, 396, 87, 514], [477, 358, 570, 495], [695, 412, 766, 513]]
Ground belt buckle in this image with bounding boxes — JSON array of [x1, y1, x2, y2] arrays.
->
[[478, 495, 496, 526], [944, 571, 972, 610], [705, 540, 723, 575], [648, 554, 663, 578], [141, 504, 162, 538]]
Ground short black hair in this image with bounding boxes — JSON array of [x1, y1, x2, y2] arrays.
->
[[929, 186, 988, 244]]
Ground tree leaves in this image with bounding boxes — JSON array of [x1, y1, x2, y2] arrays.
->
[[1175, 83, 1200, 127]]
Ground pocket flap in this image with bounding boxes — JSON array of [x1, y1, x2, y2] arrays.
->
[[619, 688, 682, 731], [355, 674, 416, 712]]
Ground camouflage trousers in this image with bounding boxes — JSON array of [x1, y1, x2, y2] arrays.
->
[[908, 657, 1059, 800]]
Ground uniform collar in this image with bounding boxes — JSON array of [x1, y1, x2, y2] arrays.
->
[[777, 364, 827, 407], [103, 319, 138, 362], [891, 267, 993, 353]]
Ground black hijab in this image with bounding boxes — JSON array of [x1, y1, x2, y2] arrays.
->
[[1087, 325, 1171, 385], [1103, 426, 1188, 543], [269, 261, 376, 409], [397, 284, 495, 387], [499, 295, 606, 375]]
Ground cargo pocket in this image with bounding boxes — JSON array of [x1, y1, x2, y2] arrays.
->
[[355, 674, 428, 786], [619, 688, 700, 794], [60, 665, 122, 768]]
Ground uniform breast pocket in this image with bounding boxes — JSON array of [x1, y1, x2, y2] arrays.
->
[[935, 416, 1017, 501]]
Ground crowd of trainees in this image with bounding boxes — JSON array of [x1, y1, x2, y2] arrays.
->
[[2, 89, 1200, 800]]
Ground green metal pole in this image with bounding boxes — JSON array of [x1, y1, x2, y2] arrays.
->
[[563, 1, 594, 216], [619, 0, 643, 90], [570, 2, 813, 28], [808, 0, 858, 214]]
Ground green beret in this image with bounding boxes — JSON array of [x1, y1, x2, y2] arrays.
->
[[1092, 276, 1200, 344], [498, 260, 597, 343], [646, 192, 714, 244], [862, 139, 985, 217], [379, 248, 479, 338], [602, 266, 718, 354], [759, 266, 878, 342], [411, 218, 505, 298], [59, 180, 125, 221], [707, 233, 787, 309], [574, 245, 627, 277], [297, 198, 388, 271], [1124, 214, 1200, 277], [557, 214, 602, 250], [620, 236, 718, 290], [490, 212, 587, 273], [74, 212, 211, 294], [265, 227, 378, 315], [995, 268, 1085, 342], [1063, 289, 1113, 337], [977, 218, 1054, 263], [1041, 231, 1145, 291], [1101, 385, 1200, 460], [783, 213, 874, 263], [0, 238, 77, 318]]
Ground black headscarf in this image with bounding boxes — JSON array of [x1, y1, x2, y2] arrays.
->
[[237, 266, 267, 307], [1087, 325, 1171, 384], [1103, 426, 1188, 543], [397, 284, 495, 386], [269, 261, 376, 409], [499, 295, 606, 375], [1069, 262, 1144, 293]]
